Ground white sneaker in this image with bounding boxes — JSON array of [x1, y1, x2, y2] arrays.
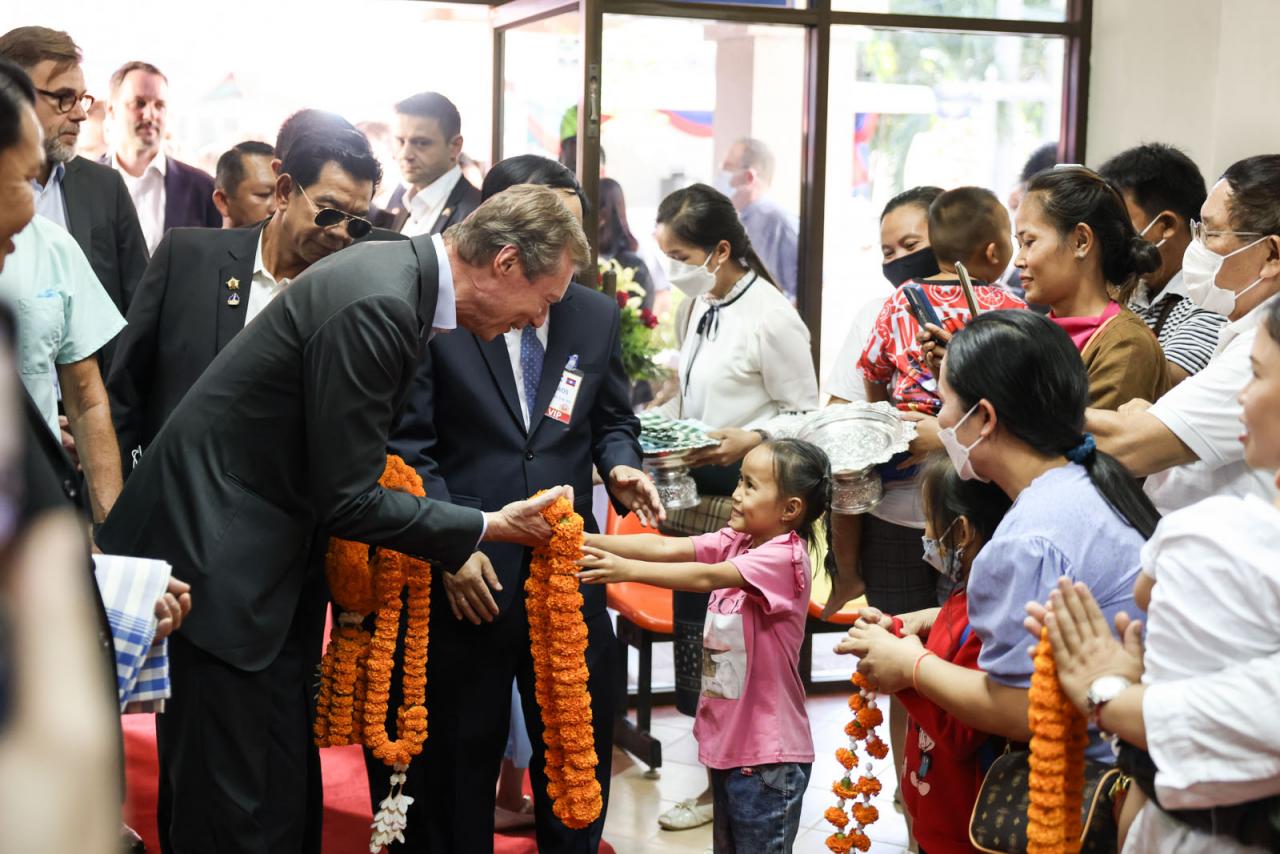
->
[[658, 799, 714, 830]]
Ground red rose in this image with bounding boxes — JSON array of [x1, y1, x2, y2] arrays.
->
[[615, 291, 629, 309]]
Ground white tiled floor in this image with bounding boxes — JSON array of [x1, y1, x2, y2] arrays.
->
[[603, 635, 910, 853]]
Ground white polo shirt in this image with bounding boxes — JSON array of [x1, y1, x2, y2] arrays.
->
[[1143, 295, 1279, 513]]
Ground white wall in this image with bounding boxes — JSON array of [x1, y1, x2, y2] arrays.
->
[[1087, 0, 1280, 180]]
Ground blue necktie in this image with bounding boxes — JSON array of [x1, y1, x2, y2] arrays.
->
[[519, 326, 544, 425]]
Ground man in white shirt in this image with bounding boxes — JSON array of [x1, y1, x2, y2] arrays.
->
[[1088, 155, 1280, 512], [718, 138, 799, 302], [105, 60, 219, 253], [371, 91, 481, 237], [106, 129, 387, 470]]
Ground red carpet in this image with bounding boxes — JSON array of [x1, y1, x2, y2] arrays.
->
[[122, 714, 615, 853]]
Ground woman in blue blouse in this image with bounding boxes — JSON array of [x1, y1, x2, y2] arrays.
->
[[838, 310, 1158, 759]]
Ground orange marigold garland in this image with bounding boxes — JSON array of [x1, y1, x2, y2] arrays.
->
[[313, 455, 431, 852], [825, 671, 883, 852], [1026, 628, 1088, 854], [526, 495, 602, 829]]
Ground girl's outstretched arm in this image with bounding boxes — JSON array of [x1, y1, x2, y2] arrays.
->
[[577, 546, 744, 593], [583, 532, 696, 562]]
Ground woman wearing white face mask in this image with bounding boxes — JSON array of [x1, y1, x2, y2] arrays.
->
[[1086, 154, 1280, 514], [653, 183, 817, 485], [838, 310, 1152, 767]]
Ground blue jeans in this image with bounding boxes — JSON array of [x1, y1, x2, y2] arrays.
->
[[710, 762, 813, 853]]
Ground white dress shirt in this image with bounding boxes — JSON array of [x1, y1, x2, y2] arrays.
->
[[401, 165, 463, 237], [1144, 295, 1279, 513], [245, 231, 289, 324], [429, 233, 457, 337], [502, 321, 551, 430], [657, 274, 818, 430], [1120, 492, 1280, 853], [112, 150, 167, 255]]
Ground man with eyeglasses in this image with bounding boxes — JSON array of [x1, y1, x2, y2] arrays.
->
[[107, 129, 386, 474], [0, 27, 148, 328], [1088, 153, 1280, 512], [105, 60, 220, 255]]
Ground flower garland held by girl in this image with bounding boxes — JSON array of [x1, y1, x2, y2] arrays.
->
[[1026, 628, 1087, 854], [314, 455, 431, 853], [525, 494, 602, 829], [825, 671, 887, 853]]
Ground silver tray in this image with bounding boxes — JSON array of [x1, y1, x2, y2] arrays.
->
[[785, 402, 917, 515], [797, 402, 916, 474]]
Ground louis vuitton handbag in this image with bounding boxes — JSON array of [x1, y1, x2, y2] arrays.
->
[[968, 747, 1121, 853]]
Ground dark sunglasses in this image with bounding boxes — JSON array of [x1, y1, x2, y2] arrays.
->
[[296, 184, 372, 239]]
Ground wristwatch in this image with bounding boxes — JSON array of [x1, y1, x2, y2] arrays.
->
[[1085, 674, 1132, 733]]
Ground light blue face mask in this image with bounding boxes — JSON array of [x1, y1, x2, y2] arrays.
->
[[921, 518, 965, 582]]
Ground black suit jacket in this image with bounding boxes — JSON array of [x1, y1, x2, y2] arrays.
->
[[97, 153, 222, 234], [96, 235, 483, 671], [389, 282, 641, 617], [163, 157, 222, 232], [60, 156, 149, 318], [370, 176, 481, 235], [108, 224, 409, 472]]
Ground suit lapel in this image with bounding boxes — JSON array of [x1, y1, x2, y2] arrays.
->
[[214, 225, 264, 352], [163, 166, 182, 233], [59, 159, 93, 259], [430, 177, 471, 235], [476, 336, 527, 433], [528, 288, 579, 441]]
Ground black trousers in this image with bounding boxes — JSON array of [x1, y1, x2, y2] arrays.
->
[[366, 586, 618, 853], [156, 576, 328, 854]]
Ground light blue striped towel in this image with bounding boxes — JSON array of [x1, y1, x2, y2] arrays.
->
[[92, 554, 172, 713]]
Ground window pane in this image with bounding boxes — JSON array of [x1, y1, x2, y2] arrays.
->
[[601, 15, 807, 326], [833, 0, 1066, 21], [0, 1, 494, 189], [820, 26, 1064, 386], [672, 0, 809, 11], [502, 12, 582, 161]]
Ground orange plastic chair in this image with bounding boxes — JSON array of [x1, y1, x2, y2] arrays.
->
[[604, 505, 671, 774]]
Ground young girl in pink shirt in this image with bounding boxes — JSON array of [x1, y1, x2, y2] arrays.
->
[[578, 438, 833, 853]]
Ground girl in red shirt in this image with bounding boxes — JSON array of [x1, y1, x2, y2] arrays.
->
[[855, 457, 1011, 854]]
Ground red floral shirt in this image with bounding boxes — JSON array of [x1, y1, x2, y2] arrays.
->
[[858, 281, 1027, 414]]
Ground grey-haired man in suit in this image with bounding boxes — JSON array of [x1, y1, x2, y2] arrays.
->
[[97, 184, 592, 853]]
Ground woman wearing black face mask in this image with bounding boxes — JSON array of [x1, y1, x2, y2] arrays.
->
[[827, 187, 943, 405]]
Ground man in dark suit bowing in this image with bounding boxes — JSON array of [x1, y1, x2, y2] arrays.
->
[[371, 91, 481, 235], [107, 129, 390, 473], [380, 154, 665, 853], [96, 183, 590, 854]]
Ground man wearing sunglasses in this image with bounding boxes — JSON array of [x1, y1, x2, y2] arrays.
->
[[107, 129, 386, 475], [0, 27, 148, 350]]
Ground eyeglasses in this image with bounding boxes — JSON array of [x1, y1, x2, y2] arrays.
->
[[36, 88, 95, 115], [1190, 219, 1267, 244], [295, 184, 373, 239]]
